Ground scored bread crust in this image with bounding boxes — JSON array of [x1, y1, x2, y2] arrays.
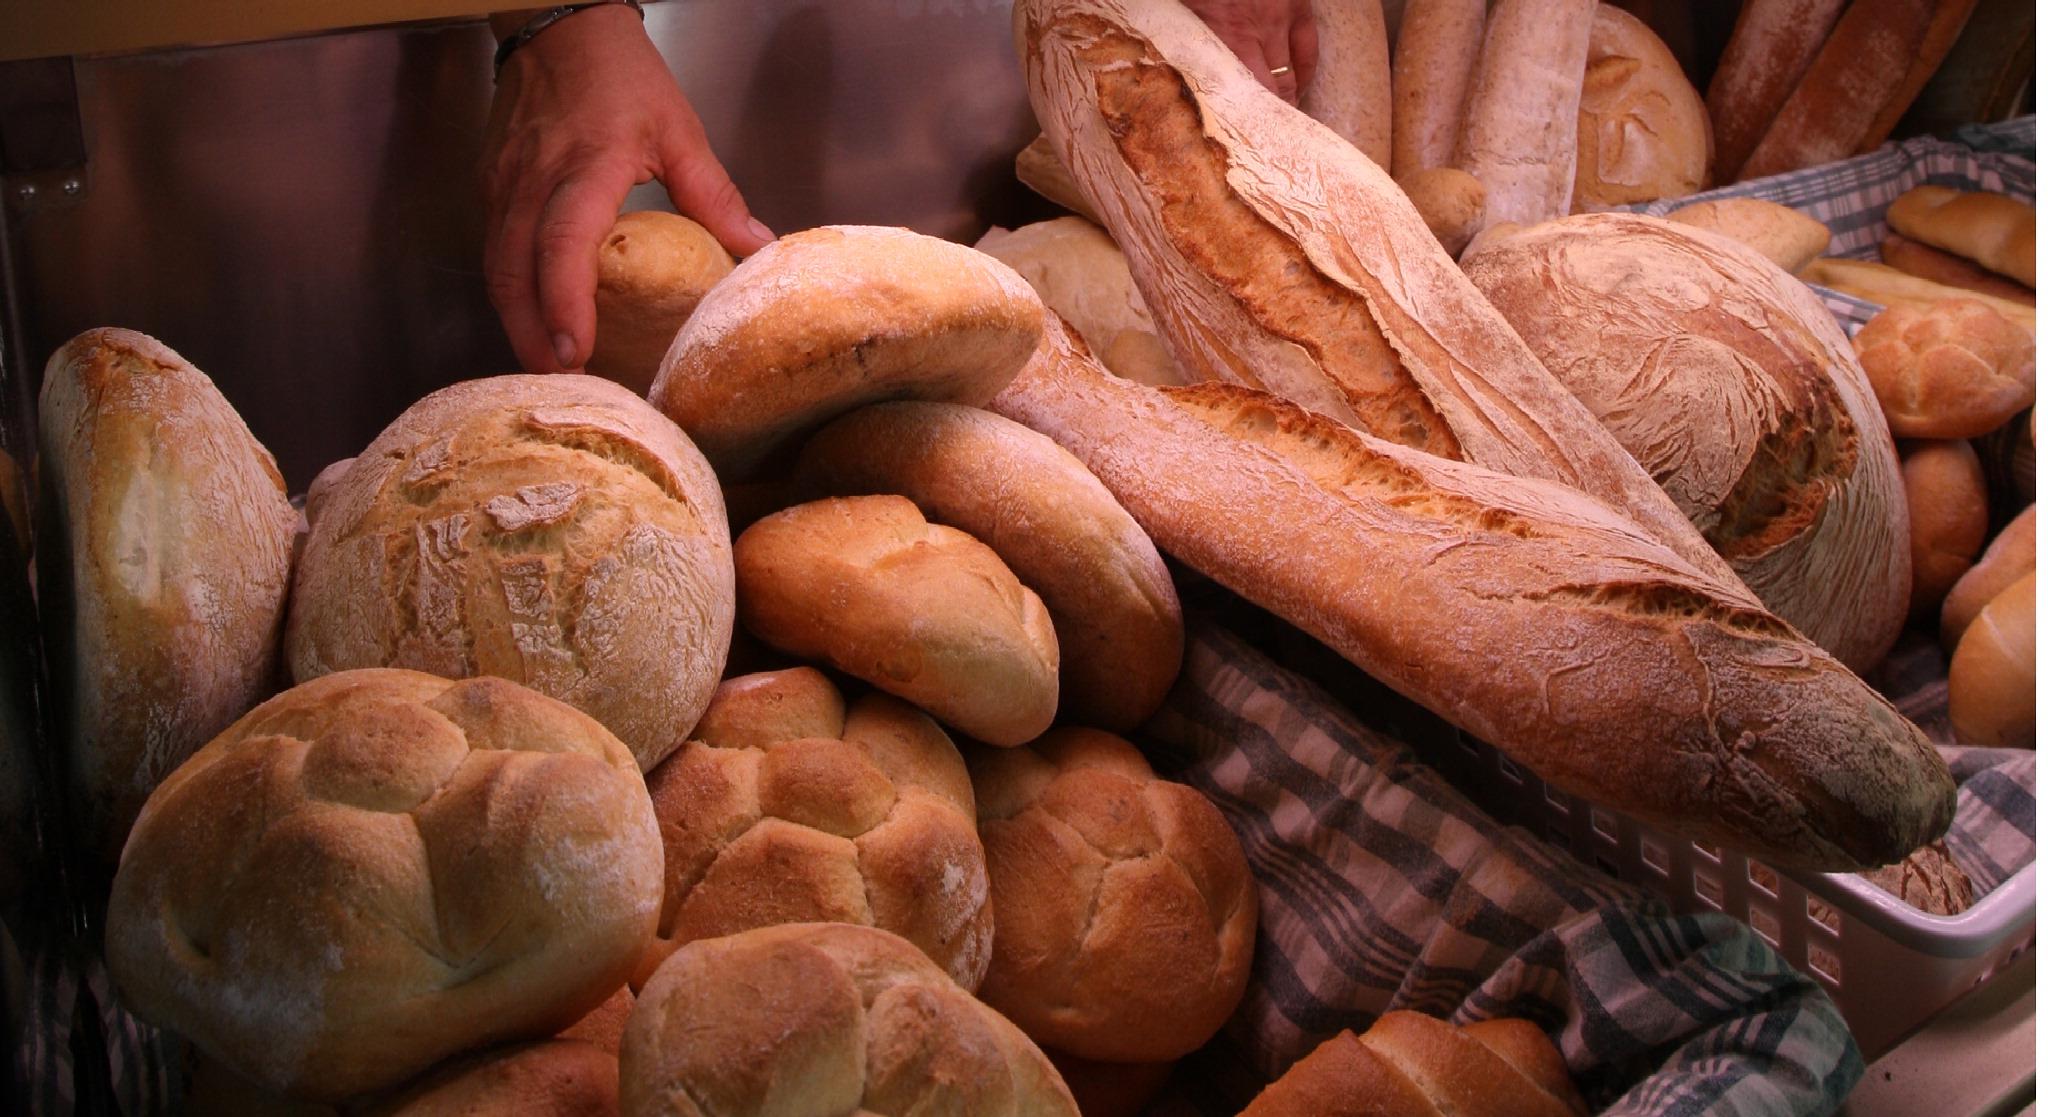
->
[[1573, 5, 1711, 210], [991, 331, 1953, 870]]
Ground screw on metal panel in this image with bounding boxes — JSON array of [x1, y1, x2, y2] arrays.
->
[[61, 179, 81, 196]]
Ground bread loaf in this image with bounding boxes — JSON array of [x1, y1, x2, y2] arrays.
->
[[1739, 1, 1944, 180], [1888, 186, 2036, 288], [1855, 0, 1984, 155], [1947, 571, 2034, 748], [637, 668, 993, 991], [1462, 214, 1911, 673], [286, 374, 733, 773], [1298, 0, 1392, 165], [107, 670, 662, 1101], [1801, 258, 2036, 331], [972, 728, 1256, 1063], [990, 333, 1954, 870], [733, 495, 1060, 746], [1396, 167, 1486, 256], [1859, 840, 1975, 917], [1852, 299, 2035, 439], [1706, 0, 1848, 184], [621, 923, 1078, 1117], [37, 328, 297, 866], [1572, 5, 1711, 210], [1017, 132, 1104, 223], [361, 1040, 618, 1117], [974, 218, 1184, 386], [1242, 1012, 1586, 1117], [1941, 504, 2034, 650], [649, 225, 1044, 479], [1016, 0, 1741, 585], [1456, 0, 1599, 227], [1666, 198, 1832, 274], [1881, 234, 2036, 305], [1389, 0, 1486, 180], [558, 985, 634, 1055], [1903, 439, 1991, 615], [588, 210, 734, 395]]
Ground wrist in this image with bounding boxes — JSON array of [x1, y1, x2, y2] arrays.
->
[[493, 1, 646, 78]]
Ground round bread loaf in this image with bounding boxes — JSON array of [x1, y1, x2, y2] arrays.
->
[[1396, 167, 1487, 256], [37, 327, 298, 866], [972, 728, 1256, 1063], [650, 225, 1045, 478], [362, 1040, 619, 1117], [794, 400, 1182, 732], [621, 922, 1079, 1117], [1902, 439, 1990, 616], [106, 669, 663, 1102], [286, 374, 732, 772], [733, 495, 1059, 746], [638, 667, 993, 991], [1852, 299, 2036, 440], [1665, 198, 1832, 274], [590, 211, 734, 395], [1573, 5, 1710, 210], [1463, 214, 1911, 672], [975, 220, 1182, 387], [1948, 571, 2034, 749], [1859, 840, 1976, 917], [1942, 505, 2035, 650]]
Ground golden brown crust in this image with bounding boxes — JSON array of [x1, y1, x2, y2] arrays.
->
[[590, 211, 735, 395], [1245, 1014, 1586, 1117], [1881, 234, 2038, 305], [1902, 439, 1990, 615], [1665, 198, 1831, 274], [1941, 505, 2035, 651], [364, 1040, 620, 1116], [1888, 186, 2037, 288], [1739, 1, 1944, 180], [1948, 571, 2035, 749], [558, 985, 635, 1056], [1852, 299, 2035, 440], [1706, 0, 1848, 185], [1397, 167, 1486, 256], [1572, 5, 1711, 209]]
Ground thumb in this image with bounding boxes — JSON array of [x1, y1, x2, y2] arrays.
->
[[661, 128, 773, 258]]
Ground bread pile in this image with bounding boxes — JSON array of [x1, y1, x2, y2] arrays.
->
[[1242, 1010, 1588, 1117]]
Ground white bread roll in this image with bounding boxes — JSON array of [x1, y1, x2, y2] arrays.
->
[[650, 225, 1044, 479], [1853, 299, 2036, 440], [1941, 505, 2035, 650], [107, 670, 662, 1102], [589, 211, 734, 395], [1573, 5, 1711, 210], [975, 218, 1184, 386], [1462, 214, 1911, 673], [1666, 198, 1832, 274], [733, 495, 1060, 747], [793, 394, 1183, 731], [286, 374, 732, 773], [621, 923, 1078, 1117], [637, 668, 992, 992], [1888, 186, 2037, 288], [1948, 571, 2034, 749], [1902, 439, 1990, 616], [37, 328, 297, 865]]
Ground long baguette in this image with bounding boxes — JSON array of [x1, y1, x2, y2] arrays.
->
[[1014, 0, 1742, 589], [1706, 0, 1848, 185], [1300, 0, 1392, 166], [1453, 0, 1598, 227], [1881, 234, 2036, 304], [1389, 0, 1486, 180], [1738, 0, 1941, 181], [1855, 0, 1982, 155], [991, 323, 1954, 871], [1801, 258, 2035, 331]]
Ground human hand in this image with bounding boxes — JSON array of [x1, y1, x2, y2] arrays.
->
[[482, 4, 772, 372], [1179, 0, 1319, 103]]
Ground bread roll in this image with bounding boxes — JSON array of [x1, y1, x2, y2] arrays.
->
[[1396, 167, 1486, 256], [1666, 198, 1832, 274], [1853, 299, 2036, 439], [1882, 234, 2037, 305], [286, 374, 733, 773], [991, 332, 1954, 870], [649, 225, 1044, 479], [638, 668, 992, 991], [1739, 1, 1946, 180], [1706, 0, 1848, 185], [1389, 0, 1486, 180], [1242, 1012, 1585, 1117], [1941, 504, 2034, 650], [1456, 0, 1599, 227], [1016, 0, 1741, 586], [1859, 840, 1975, 917], [1902, 439, 1990, 615], [1948, 571, 2034, 749], [1463, 214, 1911, 673], [37, 327, 297, 865], [621, 923, 1079, 1117], [1299, 0, 1392, 165], [1017, 132, 1103, 223], [1802, 258, 2036, 332], [107, 670, 662, 1101], [975, 218, 1184, 386], [733, 495, 1060, 746], [1572, 5, 1711, 210], [362, 1041, 618, 1117], [558, 985, 634, 1056], [589, 211, 735, 395], [793, 396, 1182, 731], [1888, 186, 2036, 288], [972, 728, 1255, 1063]]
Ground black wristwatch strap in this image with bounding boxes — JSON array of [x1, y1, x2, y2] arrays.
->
[[493, 0, 646, 79]]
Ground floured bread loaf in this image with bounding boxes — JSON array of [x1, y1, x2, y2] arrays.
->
[[622, 923, 1079, 1117], [590, 210, 734, 394], [650, 225, 1044, 479], [1298, 0, 1392, 165], [37, 327, 297, 865], [107, 670, 662, 1101], [286, 374, 732, 773], [975, 219, 1183, 386], [1573, 5, 1711, 209], [637, 668, 993, 991], [1463, 214, 1911, 673]]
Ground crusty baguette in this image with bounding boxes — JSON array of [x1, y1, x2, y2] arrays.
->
[[1454, 0, 1599, 226], [1015, 0, 1742, 587], [1706, 0, 1848, 185], [1739, 0, 1942, 181], [1855, 0, 1982, 155], [1888, 186, 2036, 288], [1389, 0, 1486, 179], [1300, 0, 1392, 166], [1801, 258, 2035, 331], [990, 325, 1954, 871], [1882, 234, 2037, 304]]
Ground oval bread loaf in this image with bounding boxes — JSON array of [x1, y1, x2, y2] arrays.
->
[[793, 392, 1182, 731], [1572, 4, 1710, 210], [1902, 439, 1990, 615], [1665, 198, 1832, 274], [734, 495, 1060, 746], [1852, 299, 2036, 440], [589, 210, 735, 395], [649, 225, 1044, 479], [1941, 505, 2035, 650], [37, 327, 298, 866], [1948, 571, 2035, 749]]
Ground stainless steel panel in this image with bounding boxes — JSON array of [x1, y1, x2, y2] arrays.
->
[[4, 0, 1042, 489]]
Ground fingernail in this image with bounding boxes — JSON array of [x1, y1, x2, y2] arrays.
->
[[551, 332, 577, 369], [747, 219, 775, 244]]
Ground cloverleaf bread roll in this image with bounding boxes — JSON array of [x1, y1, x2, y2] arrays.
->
[[1243, 1012, 1586, 1117], [1853, 299, 2036, 440], [37, 327, 297, 866], [972, 728, 1256, 1063], [1462, 214, 1911, 672], [107, 670, 663, 1102], [793, 393, 1182, 731], [589, 211, 735, 394], [1942, 505, 2035, 651], [974, 219, 1183, 387], [734, 496, 1059, 746], [1948, 571, 2035, 749], [1572, 5, 1711, 210], [622, 923, 1079, 1117], [638, 668, 993, 991], [649, 225, 1044, 479], [1666, 198, 1832, 274]]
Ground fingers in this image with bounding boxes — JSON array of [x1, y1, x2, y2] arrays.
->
[[1288, 1, 1319, 100], [659, 114, 774, 258], [1212, 24, 1281, 96], [1260, 13, 1298, 103], [533, 161, 637, 371], [484, 163, 561, 373]]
